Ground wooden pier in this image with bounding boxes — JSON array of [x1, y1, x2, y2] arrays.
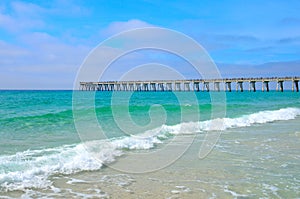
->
[[79, 77, 300, 92]]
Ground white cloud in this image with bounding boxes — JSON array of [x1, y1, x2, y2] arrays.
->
[[0, 12, 15, 31], [0, 40, 29, 60], [0, 31, 91, 89], [101, 19, 154, 37], [0, 0, 90, 33], [0, 1, 45, 32], [11, 1, 45, 16], [0, 0, 94, 89], [49, 0, 91, 17]]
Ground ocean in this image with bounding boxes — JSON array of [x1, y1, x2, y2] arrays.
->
[[0, 90, 299, 198]]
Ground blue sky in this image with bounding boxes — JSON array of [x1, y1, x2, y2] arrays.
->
[[0, 0, 300, 89]]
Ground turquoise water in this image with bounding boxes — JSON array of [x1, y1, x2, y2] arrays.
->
[[0, 90, 299, 197], [1, 91, 298, 153]]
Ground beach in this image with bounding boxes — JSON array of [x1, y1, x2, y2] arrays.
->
[[0, 90, 299, 198]]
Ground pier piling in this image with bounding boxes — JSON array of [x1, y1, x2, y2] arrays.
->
[[293, 80, 299, 92], [262, 81, 269, 92], [214, 82, 221, 92], [194, 82, 200, 92], [236, 81, 243, 92], [80, 77, 300, 92], [225, 82, 232, 92], [277, 81, 284, 92], [249, 81, 256, 92], [184, 82, 190, 91], [203, 82, 209, 92]]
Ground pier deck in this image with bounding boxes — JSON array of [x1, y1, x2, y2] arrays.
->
[[79, 77, 300, 92]]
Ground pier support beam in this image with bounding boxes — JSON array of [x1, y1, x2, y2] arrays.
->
[[128, 84, 134, 91], [86, 84, 89, 91], [99, 84, 104, 91], [236, 81, 243, 92], [116, 84, 121, 91], [85, 84, 89, 91], [150, 83, 156, 91], [203, 82, 209, 92], [103, 84, 108, 91], [166, 83, 172, 91], [214, 82, 220, 92], [136, 83, 141, 91], [262, 81, 269, 92], [122, 84, 128, 91], [175, 83, 181, 91], [158, 83, 165, 91], [143, 83, 149, 91], [110, 84, 115, 91], [86, 84, 90, 91], [225, 82, 232, 92], [292, 80, 299, 92], [96, 84, 100, 91], [249, 81, 256, 92], [276, 81, 284, 92], [184, 82, 190, 91], [194, 82, 200, 92]]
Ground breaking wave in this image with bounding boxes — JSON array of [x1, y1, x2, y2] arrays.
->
[[1, 107, 299, 191]]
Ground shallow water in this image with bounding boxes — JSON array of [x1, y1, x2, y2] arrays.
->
[[0, 90, 299, 198]]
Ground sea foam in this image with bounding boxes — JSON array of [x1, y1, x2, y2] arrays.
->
[[0, 107, 299, 191], [162, 107, 300, 134]]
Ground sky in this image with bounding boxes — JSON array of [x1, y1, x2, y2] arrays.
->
[[0, 0, 300, 89]]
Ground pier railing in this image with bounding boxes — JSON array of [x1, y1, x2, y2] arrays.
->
[[79, 77, 300, 92]]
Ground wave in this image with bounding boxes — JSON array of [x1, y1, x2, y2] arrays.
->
[[160, 107, 300, 133], [0, 109, 73, 125], [0, 103, 208, 121], [1, 107, 300, 191]]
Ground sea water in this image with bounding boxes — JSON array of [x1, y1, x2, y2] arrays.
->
[[0, 90, 299, 198]]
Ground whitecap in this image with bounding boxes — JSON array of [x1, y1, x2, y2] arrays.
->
[[1, 107, 299, 191]]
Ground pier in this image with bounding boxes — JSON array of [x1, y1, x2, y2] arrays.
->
[[79, 77, 300, 92]]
